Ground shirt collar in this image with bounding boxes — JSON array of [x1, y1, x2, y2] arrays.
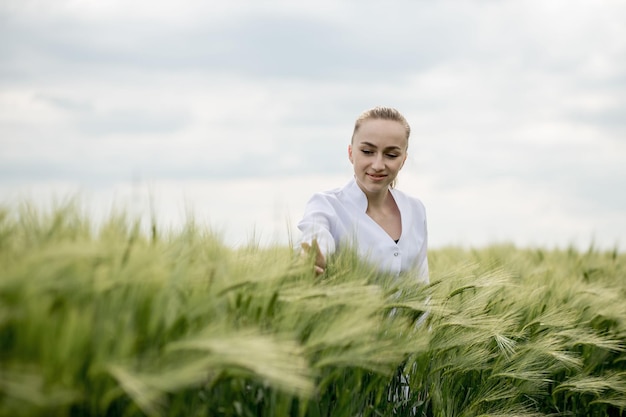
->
[[342, 177, 368, 212]]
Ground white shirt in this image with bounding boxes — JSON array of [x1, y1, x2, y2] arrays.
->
[[297, 178, 429, 283]]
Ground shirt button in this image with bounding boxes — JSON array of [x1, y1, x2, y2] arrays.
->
[[394, 252, 399, 256]]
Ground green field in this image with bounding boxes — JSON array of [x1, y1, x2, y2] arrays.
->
[[1, 204, 624, 416]]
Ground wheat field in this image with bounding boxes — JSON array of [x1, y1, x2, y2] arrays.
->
[[0, 203, 624, 416]]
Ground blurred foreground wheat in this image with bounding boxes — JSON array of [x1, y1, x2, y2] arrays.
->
[[0, 203, 624, 416]]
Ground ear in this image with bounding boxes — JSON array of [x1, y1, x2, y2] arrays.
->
[[348, 144, 353, 164]]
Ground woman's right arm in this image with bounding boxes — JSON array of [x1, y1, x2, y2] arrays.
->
[[297, 194, 337, 274]]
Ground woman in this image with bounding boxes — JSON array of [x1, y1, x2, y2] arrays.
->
[[298, 106, 428, 283]]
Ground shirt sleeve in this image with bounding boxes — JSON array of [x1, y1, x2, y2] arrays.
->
[[296, 193, 337, 258]]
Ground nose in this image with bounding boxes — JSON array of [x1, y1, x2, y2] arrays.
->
[[372, 153, 385, 171]]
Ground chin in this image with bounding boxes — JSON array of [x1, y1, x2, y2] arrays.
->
[[362, 179, 391, 191]]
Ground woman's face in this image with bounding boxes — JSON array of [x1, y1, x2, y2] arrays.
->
[[348, 118, 408, 195]]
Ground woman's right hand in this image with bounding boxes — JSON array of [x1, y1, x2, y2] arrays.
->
[[300, 239, 326, 275]]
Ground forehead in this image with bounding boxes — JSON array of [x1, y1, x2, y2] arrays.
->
[[353, 119, 408, 148]]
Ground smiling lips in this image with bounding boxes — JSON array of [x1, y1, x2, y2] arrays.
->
[[367, 173, 387, 181]]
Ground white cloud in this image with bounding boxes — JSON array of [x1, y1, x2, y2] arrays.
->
[[1, 0, 625, 249]]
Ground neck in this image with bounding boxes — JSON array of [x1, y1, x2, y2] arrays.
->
[[369, 190, 389, 207], [361, 186, 391, 212], [353, 177, 392, 211]]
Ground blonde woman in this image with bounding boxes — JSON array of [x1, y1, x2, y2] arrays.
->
[[298, 106, 428, 283]]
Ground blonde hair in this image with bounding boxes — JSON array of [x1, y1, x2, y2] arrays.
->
[[351, 106, 411, 145]]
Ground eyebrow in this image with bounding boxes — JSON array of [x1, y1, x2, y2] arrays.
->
[[359, 141, 403, 151]]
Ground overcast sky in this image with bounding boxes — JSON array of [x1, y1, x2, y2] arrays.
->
[[1, 0, 625, 250]]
